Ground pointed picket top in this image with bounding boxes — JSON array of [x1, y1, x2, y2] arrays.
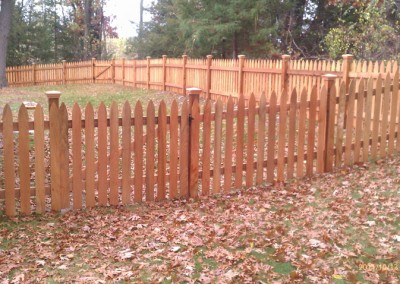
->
[[159, 100, 167, 116], [135, 100, 143, 117], [348, 79, 356, 95], [385, 71, 391, 87], [3, 104, 12, 121], [386, 61, 392, 74], [376, 74, 383, 91], [171, 99, 178, 115], [290, 88, 297, 104], [393, 61, 398, 73], [85, 101, 94, 116], [203, 98, 212, 115], [72, 103, 81, 130], [98, 101, 106, 115], [358, 77, 365, 94], [227, 95, 234, 109], [249, 92, 256, 106], [59, 103, 67, 121], [260, 91, 266, 106], [18, 102, 28, 119], [270, 91, 277, 106], [147, 100, 154, 115], [34, 103, 44, 119]]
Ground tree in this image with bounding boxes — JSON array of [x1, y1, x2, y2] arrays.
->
[[324, 1, 400, 60], [0, 0, 15, 87]]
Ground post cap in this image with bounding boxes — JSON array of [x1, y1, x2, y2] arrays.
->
[[282, 55, 291, 60], [45, 91, 62, 99], [162, 55, 167, 58], [342, 54, 353, 60], [206, 55, 213, 59], [186, 88, 202, 95], [322, 74, 337, 81], [182, 54, 188, 59], [238, 55, 246, 59], [146, 56, 151, 59]]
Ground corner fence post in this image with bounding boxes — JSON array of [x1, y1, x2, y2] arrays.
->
[[322, 74, 337, 172], [187, 88, 201, 198], [46, 91, 62, 211]]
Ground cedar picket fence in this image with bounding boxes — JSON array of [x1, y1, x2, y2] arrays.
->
[[6, 54, 399, 102], [0, 71, 399, 216]]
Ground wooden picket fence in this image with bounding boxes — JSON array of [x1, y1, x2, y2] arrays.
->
[[0, 71, 399, 216], [6, 55, 399, 103]]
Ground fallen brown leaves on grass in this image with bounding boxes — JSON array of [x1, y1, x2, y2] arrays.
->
[[1, 156, 400, 283]]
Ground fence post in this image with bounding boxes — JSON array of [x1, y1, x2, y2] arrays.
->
[[342, 54, 353, 92], [91, 58, 96, 83], [162, 55, 167, 91], [182, 55, 188, 96], [122, 58, 125, 86], [281, 55, 290, 98], [111, 57, 115, 84], [322, 74, 337, 172], [32, 63, 36, 85], [62, 60, 66, 85], [187, 87, 201, 198], [46, 91, 62, 211], [238, 55, 246, 98], [206, 55, 213, 99], [146, 56, 151, 89]]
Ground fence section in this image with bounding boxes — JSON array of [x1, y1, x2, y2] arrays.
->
[[1, 72, 399, 216], [6, 55, 399, 102]]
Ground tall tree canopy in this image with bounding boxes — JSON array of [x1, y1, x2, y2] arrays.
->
[[7, 0, 118, 66], [129, 0, 400, 60]]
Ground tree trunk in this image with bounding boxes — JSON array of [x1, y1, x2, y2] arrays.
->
[[0, 0, 14, 88], [84, 0, 92, 59], [139, 0, 144, 37]]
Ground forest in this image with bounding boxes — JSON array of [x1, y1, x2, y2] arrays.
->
[[0, 0, 399, 68]]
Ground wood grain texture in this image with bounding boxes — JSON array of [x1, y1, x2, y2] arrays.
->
[[19, 105, 31, 215], [134, 101, 143, 203], [121, 101, 132, 204], [256, 93, 266, 184], [307, 87, 317, 176], [246, 94, 256, 187], [287, 90, 297, 179], [59, 104, 69, 209], [97, 102, 108, 206], [213, 100, 223, 193], [72, 103, 83, 209], [179, 101, 189, 198], [157, 101, 167, 201], [85, 103, 95, 208], [146, 101, 155, 201], [202, 99, 212, 195], [267, 92, 277, 183], [224, 97, 234, 192], [234, 95, 245, 188], [34, 104, 45, 213]]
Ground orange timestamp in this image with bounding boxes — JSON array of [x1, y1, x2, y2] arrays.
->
[[358, 262, 399, 272]]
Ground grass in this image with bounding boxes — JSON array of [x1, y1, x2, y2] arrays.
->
[[0, 84, 185, 116], [0, 155, 399, 282]]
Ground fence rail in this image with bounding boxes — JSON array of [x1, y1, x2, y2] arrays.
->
[[6, 55, 399, 102], [1, 70, 399, 216]]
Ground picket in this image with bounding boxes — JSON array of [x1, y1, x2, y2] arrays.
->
[[134, 101, 144, 203], [170, 100, 179, 199], [18, 105, 31, 215], [146, 101, 155, 202], [234, 95, 245, 188], [97, 103, 108, 206], [267, 92, 277, 183], [157, 101, 167, 201], [72, 103, 83, 209], [371, 76, 382, 159], [202, 99, 212, 195], [109, 103, 119, 205], [85, 103, 96, 208], [213, 100, 223, 193], [3, 105, 15, 216], [256, 93, 266, 184], [296, 89, 307, 178], [287, 90, 297, 179], [34, 105, 45, 213], [246, 94, 256, 187], [224, 97, 234, 192], [59, 104, 69, 209]]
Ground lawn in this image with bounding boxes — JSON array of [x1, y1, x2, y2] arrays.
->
[[0, 84, 185, 117], [0, 155, 399, 283]]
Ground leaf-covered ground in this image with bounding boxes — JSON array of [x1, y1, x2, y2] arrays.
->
[[1, 156, 400, 283]]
